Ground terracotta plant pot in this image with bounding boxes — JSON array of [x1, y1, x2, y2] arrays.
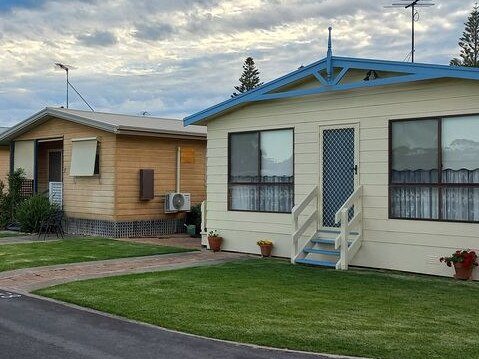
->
[[208, 236, 222, 252], [259, 244, 273, 257], [453, 262, 474, 280]]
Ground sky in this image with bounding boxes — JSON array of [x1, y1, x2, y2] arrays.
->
[[0, 0, 475, 127]]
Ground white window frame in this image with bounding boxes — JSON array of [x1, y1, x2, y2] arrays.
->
[[70, 137, 99, 177]]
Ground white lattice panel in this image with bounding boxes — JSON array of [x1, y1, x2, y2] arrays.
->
[[49, 181, 63, 208]]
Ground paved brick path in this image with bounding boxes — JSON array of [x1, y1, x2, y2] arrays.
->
[[0, 235, 248, 292]]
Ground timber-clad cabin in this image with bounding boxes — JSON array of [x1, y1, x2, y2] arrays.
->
[[185, 34, 479, 280], [0, 107, 206, 237], [0, 127, 8, 185]]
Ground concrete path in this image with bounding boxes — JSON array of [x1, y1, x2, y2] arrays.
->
[[0, 233, 62, 245], [0, 250, 246, 293], [0, 233, 246, 292]]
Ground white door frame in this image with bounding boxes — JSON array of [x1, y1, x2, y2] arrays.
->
[[318, 123, 360, 229]]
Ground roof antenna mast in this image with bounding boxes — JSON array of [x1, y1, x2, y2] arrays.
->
[[326, 26, 333, 82], [54, 63, 95, 111], [385, 0, 434, 63]]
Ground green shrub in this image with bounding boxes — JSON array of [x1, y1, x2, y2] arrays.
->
[[0, 169, 27, 229], [15, 195, 57, 233], [185, 203, 202, 236]]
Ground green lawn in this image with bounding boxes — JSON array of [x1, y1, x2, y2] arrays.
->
[[35, 259, 479, 359], [0, 238, 194, 272], [0, 231, 26, 238]]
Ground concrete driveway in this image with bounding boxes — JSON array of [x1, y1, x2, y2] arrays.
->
[[0, 291, 346, 359]]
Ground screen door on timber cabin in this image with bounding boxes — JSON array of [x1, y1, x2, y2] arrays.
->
[[48, 150, 63, 183], [320, 124, 359, 228]]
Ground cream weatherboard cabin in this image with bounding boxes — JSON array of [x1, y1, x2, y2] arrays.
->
[[185, 42, 479, 279], [0, 107, 206, 236]]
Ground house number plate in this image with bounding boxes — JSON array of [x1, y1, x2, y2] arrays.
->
[[0, 291, 21, 299]]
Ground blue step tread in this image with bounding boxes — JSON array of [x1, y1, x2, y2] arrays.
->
[[295, 258, 336, 268], [311, 238, 335, 245], [317, 229, 359, 235], [317, 229, 340, 234], [311, 238, 351, 247], [303, 247, 339, 256]]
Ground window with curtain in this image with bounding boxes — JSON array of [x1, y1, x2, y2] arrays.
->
[[390, 115, 479, 222], [229, 129, 294, 213]]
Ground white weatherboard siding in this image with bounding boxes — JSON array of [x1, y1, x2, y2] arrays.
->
[[206, 78, 479, 279]]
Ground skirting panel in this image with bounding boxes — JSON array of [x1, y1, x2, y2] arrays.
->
[[65, 217, 186, 238]]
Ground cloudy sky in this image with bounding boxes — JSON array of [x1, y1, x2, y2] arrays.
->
[[0, 0, 475, 126]]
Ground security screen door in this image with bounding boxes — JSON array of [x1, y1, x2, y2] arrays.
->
[[320, 124, 358, 228]]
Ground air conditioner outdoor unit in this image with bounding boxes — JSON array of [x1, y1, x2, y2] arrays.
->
[[165, 192, 191, 212]]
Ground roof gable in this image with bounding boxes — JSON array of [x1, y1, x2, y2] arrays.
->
[[184, 56, 479, 126], [0, 107, 206, 144]]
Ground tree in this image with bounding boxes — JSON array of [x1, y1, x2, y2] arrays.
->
[[450, 3, 479, 67], [232, 57, 264, 97]]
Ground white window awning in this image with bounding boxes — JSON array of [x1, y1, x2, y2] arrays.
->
[[70, 138, 98, 176], [14, 140, 35, 179]]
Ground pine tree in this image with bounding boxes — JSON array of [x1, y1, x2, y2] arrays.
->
[[450, 3, 479, 67], [232, 57, 264, 97]]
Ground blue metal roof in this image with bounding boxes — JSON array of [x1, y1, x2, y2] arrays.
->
[[184, 55, 479, 126]]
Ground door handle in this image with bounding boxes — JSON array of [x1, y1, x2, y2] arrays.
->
[[353, 165, 358, 175]]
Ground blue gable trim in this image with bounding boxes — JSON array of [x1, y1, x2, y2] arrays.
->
[[184, 56, 479, 126]]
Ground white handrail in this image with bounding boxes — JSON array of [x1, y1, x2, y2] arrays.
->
[[200, 200, 208, 247], [200, 200, 206, 232], [334, 185, 363, 270], [335, 186, 363, 224], [291, 186, 319, 263]]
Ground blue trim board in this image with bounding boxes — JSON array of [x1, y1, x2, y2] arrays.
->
[[184, 55, 479, 126], [34, 139, 38, 193], [9, 142, 14, 175]]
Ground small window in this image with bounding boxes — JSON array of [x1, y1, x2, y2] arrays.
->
[[70, 138, 99, 176], [94, 143, 100, 175], [228, 128, 294, 213]]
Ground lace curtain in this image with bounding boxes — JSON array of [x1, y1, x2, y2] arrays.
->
[[229, 176, 293, 212], [391, 169, 479, 221]]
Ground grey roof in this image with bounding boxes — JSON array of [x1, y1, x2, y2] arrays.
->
[[0, 107, 206, 145]]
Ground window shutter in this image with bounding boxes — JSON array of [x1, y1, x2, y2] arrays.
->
[[14, 140, 35, 179], [70, 138, 98, 176]]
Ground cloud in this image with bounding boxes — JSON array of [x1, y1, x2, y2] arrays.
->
[[133, 23, 176, 41], [0, 0, 476, 127], [76, 30, 118, 47]]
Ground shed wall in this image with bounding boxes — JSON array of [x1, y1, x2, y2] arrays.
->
[[114, 135, 206, 221], [205, 78, 479, 278], [0, 146, 9, 186]]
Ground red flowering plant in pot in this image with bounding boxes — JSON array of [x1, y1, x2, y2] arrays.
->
[[440, 249, 478, 280]]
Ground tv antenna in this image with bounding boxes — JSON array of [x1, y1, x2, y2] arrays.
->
[[54, 63, 94, 111], [385, 0, 434, 63]]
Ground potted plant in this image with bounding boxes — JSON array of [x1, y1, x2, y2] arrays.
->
[[207, 230, 222, 252], [257, 239, 273, 257], [440, 249, 478, 280]]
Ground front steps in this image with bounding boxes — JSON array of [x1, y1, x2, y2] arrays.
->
[[295, 229, 356, 268]]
